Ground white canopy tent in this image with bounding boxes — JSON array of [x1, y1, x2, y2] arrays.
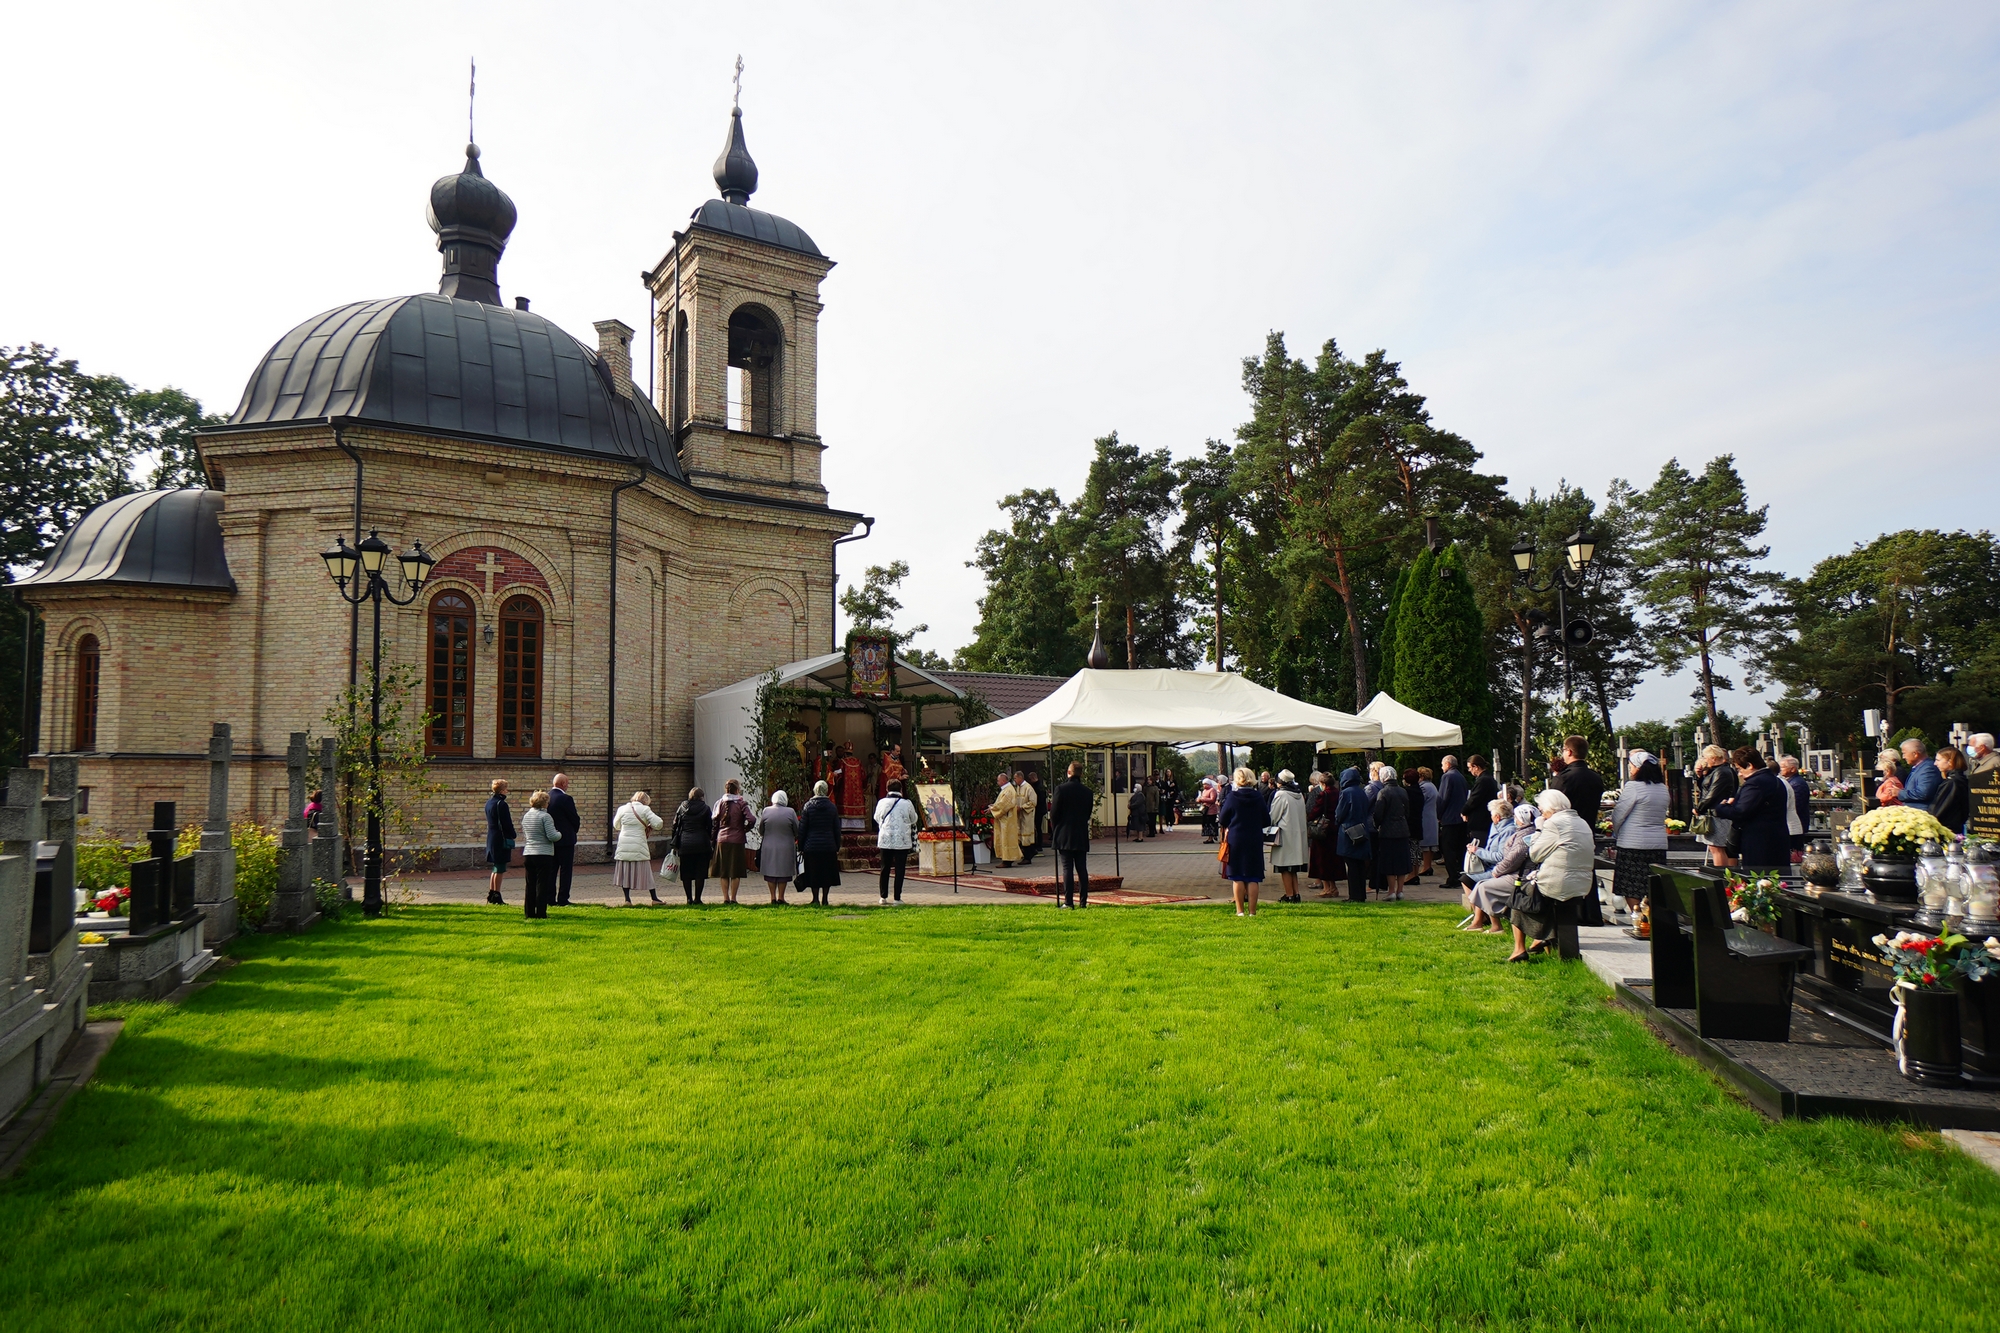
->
[[949, 669, 1382, 753], [1354, 692, 1465, 749]]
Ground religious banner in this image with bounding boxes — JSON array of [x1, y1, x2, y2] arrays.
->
[[847, 634, 894, 698], [1971, 770, 2000, 844], [916, 783, 956, 830]]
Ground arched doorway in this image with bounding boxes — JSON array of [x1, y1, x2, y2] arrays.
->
[[427, 592, 473, 756], [497, 596, 544, 758]]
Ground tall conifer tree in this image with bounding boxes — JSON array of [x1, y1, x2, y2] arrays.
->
[[1391, 546, 1492, 758]]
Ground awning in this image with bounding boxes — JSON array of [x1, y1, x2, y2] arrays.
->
[[949, 669, 1382, 753], [1354, 692, 1465, 749]]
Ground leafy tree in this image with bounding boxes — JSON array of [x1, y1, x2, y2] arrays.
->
[[1762, 529, 2000, 751], [728, 669, 812, 809], [841, 560, 925, 644], [1072, 432, 1186, 668], [320, 661, 444, 881], [1391, 545, 1493, 760], [1627, 456, 1778, 745], [958, 489, 1088, 675], [1174, 438, 1235, 669]]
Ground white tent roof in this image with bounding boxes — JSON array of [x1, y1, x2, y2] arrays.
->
[[694, 652, 966, 801], [1355, 692, 1465, 749], [949, 669, 1382, 753]]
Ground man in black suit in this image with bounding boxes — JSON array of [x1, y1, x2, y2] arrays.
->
[[1550, 737, 1606, 925], [1049, 761, 1095, 909], [548, 773, 581, 905]]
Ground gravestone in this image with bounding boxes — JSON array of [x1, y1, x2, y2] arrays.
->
[[192, 723, 240, 944], [266, 732, 320, 932], [0, 766, 93, 1126], [312, 737, 347, 899]]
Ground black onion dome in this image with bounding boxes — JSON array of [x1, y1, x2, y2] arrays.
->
[[223, 295, 684, 479], [18, 489, 233, 591], [427, 144, 518, 306], [428, 143, 517, 246], [712, 107, 759, 204]]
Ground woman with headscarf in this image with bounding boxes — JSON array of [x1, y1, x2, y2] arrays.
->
[[757, 789, 800, 904], [1332, 767, 1373, 903], [1219, 767, 1269, 916], [1465, 799, 1533, 932], [797, 779, 843, 905], [712, 779, 752, 905], [1509, 789, 1595, 962], [1267, 770, 1309, 903], [1308, 770, 1343, 898]]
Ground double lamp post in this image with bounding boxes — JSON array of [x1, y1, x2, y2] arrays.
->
[[320, 530, 436, 918], [1509, 526, 1599, 779]]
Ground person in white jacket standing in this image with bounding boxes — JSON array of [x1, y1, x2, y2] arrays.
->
[[1508, 788, 1596, 962], [874, 779, 920, 904], [611, 791, 664, 906]]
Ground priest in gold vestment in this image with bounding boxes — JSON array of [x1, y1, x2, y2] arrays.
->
[[990, 776, 1025, 866]]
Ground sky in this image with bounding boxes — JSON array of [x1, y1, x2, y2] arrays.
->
[[4, 1, 1996, 731]]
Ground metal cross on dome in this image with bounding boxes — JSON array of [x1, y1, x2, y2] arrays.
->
[[733, 54, 744, 108]]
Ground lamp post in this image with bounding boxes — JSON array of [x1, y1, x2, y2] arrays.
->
[[1510, 526, 1600, 703], [319, 529, 436, 918]]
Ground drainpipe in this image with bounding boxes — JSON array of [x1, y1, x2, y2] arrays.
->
[[606, 461, 648, 840], [830, 518, 876, 652], [13, 591, 35, 766]]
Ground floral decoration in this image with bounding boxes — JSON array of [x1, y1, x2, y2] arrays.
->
[[1872, 928, 1972, 992], [1956, 936, 2000, 984], [93, 885, 131, 916], [1726, 872, 1783, 930], [1847, 806, 1951, 858], [1664, 817, 1688, 833], [77, 931, 106, 945]]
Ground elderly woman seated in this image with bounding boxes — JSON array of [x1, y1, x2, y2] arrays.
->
[[1507, 788, 1597, 963], [1463, 801, 1535, 933]]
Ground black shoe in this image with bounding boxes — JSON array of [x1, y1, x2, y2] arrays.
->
[[487, 890, 503, 905]]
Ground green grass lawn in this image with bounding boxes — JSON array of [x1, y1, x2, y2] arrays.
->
[[6, 902, 1999, 1331]]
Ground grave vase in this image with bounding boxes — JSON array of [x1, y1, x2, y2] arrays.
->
[[1861, 854, 1920, 903], [1893, 985, 1962, 1086]]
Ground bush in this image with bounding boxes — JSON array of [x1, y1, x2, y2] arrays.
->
[[313, 877, 349, 920], [231, 822, 281, 927], [74, 820, 141, 891]]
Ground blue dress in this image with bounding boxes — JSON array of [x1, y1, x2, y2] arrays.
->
[[1219, 786, 1267, 884]]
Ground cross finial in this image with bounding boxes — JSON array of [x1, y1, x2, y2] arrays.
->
[[469, 56, 476, 144], [733, 54, 744, 109]]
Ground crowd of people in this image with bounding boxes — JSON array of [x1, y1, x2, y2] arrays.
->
[[1866, 733, 1992, 836]]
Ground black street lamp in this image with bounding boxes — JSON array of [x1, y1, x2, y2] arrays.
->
[[1511, 526, 1600, 701], [319, 529, 436, 917]]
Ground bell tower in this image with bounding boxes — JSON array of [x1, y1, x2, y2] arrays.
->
[[647, 102, 835, 505]]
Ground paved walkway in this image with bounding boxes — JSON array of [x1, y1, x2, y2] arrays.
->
[[395, 822, 1472, 910]]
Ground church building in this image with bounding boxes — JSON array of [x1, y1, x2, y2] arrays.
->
[[19, 106, 867, 842]]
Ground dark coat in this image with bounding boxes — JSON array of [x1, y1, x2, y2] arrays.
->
[[547, 787, 580, 849], [799, 795, 842, 853], [483, 793, 515, 864], [674, 800, 715, 854], [1334, 770, 1373, 859], [1371, 781, 1411, 840], [1049, 778, 1094, 853], [1219, 786, 1267, 882], [1933, 771, 1971, 835], [1027, 777, 1047, 846], [1436, 766, 1469, 826], [1552, 762, 1605, 828], [1716, 767, 1791, 868], [1464, 772, 1499, 838]]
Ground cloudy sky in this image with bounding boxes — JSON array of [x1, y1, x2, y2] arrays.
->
[[5, 2, 1995, 727]]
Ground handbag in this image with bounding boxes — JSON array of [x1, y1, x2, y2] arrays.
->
[[1689, 813, 1713, 838], [1510, 876, 1546, 916], [1217, 831, 1231, 877], [1342, 821, 1368, 841]]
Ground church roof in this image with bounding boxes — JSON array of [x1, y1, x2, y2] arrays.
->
[[222, 294, 685, 479], [16, 489, 234, 592], [686, 199, 822, 259]]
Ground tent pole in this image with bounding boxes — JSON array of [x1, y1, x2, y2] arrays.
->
[[1112, 746, 1120, 879]]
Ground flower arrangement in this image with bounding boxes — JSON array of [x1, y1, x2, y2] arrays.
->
[[1664, 817, 1688, 833], [1959, 936, 2000, 984], [1873, 928, 1975, 991], [1823, 780, 1859, 799], [1726, 872, 1784, 930], [77, 931, 106, 945], [1847, 806, 1951, 858], [92, 885, 131, 917]]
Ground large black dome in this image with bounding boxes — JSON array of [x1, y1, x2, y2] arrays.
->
[[222, 294, 683, 478]]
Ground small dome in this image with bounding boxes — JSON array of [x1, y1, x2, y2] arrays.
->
[[712, 108, 759, 205], [686, 200, 821, 258], [19, 489, 233, 592], [428, 143, 517, 247]]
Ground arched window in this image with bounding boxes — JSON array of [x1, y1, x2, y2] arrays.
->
[[427, 592, 473, 755], [497, 596, 543, 758], [726, 305, 781, 435], [672, 309, 690, 433], [73, 635, 100, 751]]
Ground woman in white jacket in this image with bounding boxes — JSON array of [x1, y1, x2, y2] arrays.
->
[[1267, 771, 1310, 903], [611, 790, 665, 906], [1508, 788, 1596, 962]]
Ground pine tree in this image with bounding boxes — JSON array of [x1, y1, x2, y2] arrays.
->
[[1391, 545, 1493, 758], [1375, 561, 1412, 703]]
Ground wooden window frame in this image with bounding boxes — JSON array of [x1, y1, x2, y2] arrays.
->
[[496, 596, 544, 759], [427, 592, 474, 757], [73, 635, 100, 752]]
